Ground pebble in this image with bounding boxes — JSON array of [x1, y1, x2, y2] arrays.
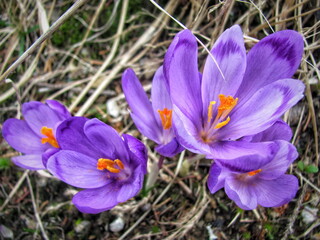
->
[[301, 206, 318, 224], [109, 217, 125, 232]]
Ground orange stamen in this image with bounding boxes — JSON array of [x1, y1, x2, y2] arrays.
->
[[97, 158, 125, 173], [207, 101, 216, 123], [40, 126, 59, 148], [216, 94, 238, 119], [247, 169, 262, 176], [158, 108, 172, 130]]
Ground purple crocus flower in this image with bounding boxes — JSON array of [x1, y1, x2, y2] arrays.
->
[[207, 123, 299, 210], [2, 100, 71, 170], [122, 66, 184, 157], [164, 25, 305, 160], [46, 117, 148, 214]]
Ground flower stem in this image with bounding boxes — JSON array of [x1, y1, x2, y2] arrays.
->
[[158, 155, 165, 169]]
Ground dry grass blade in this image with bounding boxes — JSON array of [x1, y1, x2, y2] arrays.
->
[[0, 0, 319, 239], [0, 0, 88, 83]]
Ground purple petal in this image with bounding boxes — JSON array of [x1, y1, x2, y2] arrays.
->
[[72, 183, 119, 214], [122, 68, 161, 143], [42, 148, 60, 168], [211, 141, 277, 165], [3, 118, 48, 154], [56, 117, 102, 159], [151, 66, 172, 119], [163, 33, 179, 83], [150, 67, 175, 145], [122, 134, 147, 173], [259, 141, 298, 180], [172, 106, 213, 156], [84, 118, 129, 162], [46, 150, 111, 189], [207, 163, 226, 194], [22, 101, 63, 134], [165, 30, 203, 126], [254, 175, 299, 207], [117, 166, 144, 202], [225, 177, 258, 210], [130, 113, 161, 144], [242, 119, 292, 142], [45, 100, 71, 120], [236, 30, 304, 102], [12, 154, 45, 170], [155, 137, 184, 157], [218, 79, 305, 140], [202, 25, 246, 119]]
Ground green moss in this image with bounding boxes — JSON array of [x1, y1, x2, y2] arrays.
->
[[151, 225, 160, 233], [243, 232, 251, 239], [51, 17, 85, 47], [0, 158, 11, 170]]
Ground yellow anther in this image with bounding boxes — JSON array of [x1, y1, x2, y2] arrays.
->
[[207, 101, 216, 123], [106, 166, 121, 173], [214, 116, 231, 129], [115, 159, 124, 169], [97, 158, 125, 173], [158, 108, 172, 130], [40, 126, 59, 148]]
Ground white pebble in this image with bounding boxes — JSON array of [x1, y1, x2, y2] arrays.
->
[[109, 217, 125, 232]]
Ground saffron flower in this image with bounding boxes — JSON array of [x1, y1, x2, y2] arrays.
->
[[207, 124, 298, 210], [122, 66, 184, 157], [46, 117, 148, 214], [2, 100, 71, 170], [164, 25, 305, 159]]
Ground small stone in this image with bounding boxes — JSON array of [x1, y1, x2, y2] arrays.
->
[[142, 203, 151, 212], [301, 206, 318, 224], [0, 225, 13, 239], [206, 225, 218, 240], [75, 220, 91, 234], [107, 99, 120, 118], [109, 217, 125, 233]]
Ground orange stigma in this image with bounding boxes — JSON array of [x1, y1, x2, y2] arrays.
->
[[40, 126, 59, 148], [216, 94, 238, 119], [206, 94, 238, 130], [97, 158, 125, 173], [158, 108, 172, 130], [247, 169, 262, 176]]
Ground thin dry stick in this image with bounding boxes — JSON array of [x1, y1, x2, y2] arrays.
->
[[119, 151, 186, 240], [70, 0, 127, 113], [0, 170, 29, 212], [0, 0, 57, 103], [75, 0, 179, 116], [69, 0, 107, 66], [301, 64, 319, 165], [296, 171, 320, 194], [149, 0, 225, 81], [297, 220, 320, 239], [0, 0, 88, 83], [26, 174, 49, 240], [281, 184, 308, 240]]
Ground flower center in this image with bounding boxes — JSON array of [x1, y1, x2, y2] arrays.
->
[[97, 158, 125, 173], [207, 94, 238, 129], [236, 168, 262, 181], [158, 108, 172, 130], [201, 94, 238, 143], [40, 126, 59, 148]]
